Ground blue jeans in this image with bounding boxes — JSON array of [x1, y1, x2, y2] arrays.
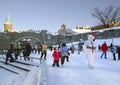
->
[[101, 51, 107, 59]]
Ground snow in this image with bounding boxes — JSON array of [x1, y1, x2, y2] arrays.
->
[[72, 28, 91, 33], [0, 37, 120, 85], [46, 51, 120, 85]]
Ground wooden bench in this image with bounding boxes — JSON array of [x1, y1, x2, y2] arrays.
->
[[19, 56, 40, 63], [29, 57, 40, 62]]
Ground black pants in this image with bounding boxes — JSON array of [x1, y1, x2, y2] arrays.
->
[[113, 53, 116, 60], [66, 56, 69, 62], [5, 55, 14, 64], [52, 60, 59, 67], [24, 56, 30, 60], [118, 53, 120, 60], [61, 56, 69, 65], [40, 51, 47, 59]]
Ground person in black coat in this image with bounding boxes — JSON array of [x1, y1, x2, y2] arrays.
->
[[23, 43, 32, 60], [5, 44, 15, 64], [117, 46, 120, 60]]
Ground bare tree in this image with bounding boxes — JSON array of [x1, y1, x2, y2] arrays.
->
[[92, 6, 120, 28]]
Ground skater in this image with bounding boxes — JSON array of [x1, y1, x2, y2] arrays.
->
[[70, 44, 75, 54], [100, 42, 108, 59], [110, 43, 113, 52], [117, 46, 120, 60], [111, 45, 117, 60], [23, 43, 32, 60], [40, 41, 47, 60], [15, 43, 22, 60], [78, 42, 83, 54], [78, 39, 83, 54], [98, 45, 101, 51], [5, 44, 15, 64], [83, 33, 97, 69], [60, 43, 69, 66], [52, 47, 61, 67], [38, 44, 42, 55]]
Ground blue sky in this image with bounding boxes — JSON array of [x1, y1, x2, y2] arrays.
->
[[0, 0, 119, 34]]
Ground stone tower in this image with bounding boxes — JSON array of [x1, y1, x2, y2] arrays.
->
[[4, 15, 12, 32], [60, 24, 66, 31]]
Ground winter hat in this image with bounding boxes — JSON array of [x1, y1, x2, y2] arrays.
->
[[54, 47, 56, 50], [62, 43, 66, 46], [54, 47, 59, 50], [87, 33, 95, 41]]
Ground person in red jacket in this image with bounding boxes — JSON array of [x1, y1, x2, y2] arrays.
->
[[100, 42, 108, 59], [52, 47, 61, 67]]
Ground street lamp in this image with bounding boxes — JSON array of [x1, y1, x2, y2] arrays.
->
[[109, 29, 114, 44]]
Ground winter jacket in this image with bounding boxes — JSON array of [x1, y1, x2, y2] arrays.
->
[[111, 45, 117, 53], [117, 46, 120, 53], [42, 44, 47, 53], [101, 43, 108, 52], [60, 46, 69, 56], [6, 49, 14, 57], [23, 44, 32, 56], [52, 50, 61, 60]]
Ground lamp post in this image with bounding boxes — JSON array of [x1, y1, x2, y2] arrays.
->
[[109, 29, 114, 44]]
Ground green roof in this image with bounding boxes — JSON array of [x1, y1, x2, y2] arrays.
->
[[5, 15, 12, 24]]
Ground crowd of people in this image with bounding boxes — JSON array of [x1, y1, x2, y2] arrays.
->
[[3, 33, 120, 69], [4, 41, 71, 67], [99, 42, 120, 61]]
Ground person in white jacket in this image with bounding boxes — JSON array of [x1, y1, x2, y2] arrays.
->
[[83, 33, 97, 69]]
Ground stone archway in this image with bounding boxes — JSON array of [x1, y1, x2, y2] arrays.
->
[[15, 36, 41, 44]]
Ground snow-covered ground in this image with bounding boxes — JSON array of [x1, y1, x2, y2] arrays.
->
[[0, 38, 120, 85], [46, 50, 120, 85]]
